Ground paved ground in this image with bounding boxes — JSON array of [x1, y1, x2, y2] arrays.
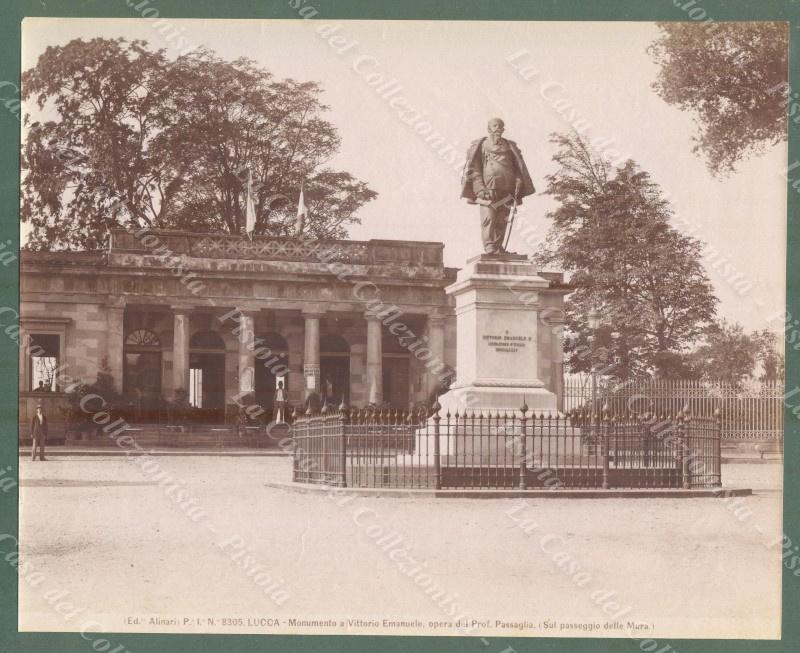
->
[[16, 455, 783, 639]]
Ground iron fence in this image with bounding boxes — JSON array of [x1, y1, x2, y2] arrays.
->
[[292, 404, 721, 490], [564, 377, 783, 440]]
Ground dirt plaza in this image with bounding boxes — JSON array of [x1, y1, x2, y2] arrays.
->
[[16, 454, 782, 639]]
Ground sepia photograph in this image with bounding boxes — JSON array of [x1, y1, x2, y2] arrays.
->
[[10, 11, 791, 645]]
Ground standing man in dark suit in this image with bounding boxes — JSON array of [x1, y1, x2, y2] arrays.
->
[[30, 404, 48, 461], [274, 379, 287, 423], [461, 118, 536, 255]]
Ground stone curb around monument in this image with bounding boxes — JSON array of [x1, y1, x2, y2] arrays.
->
[[265, 480, 753, 499]]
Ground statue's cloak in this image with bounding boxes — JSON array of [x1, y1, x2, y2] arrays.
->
[[460, 137, 536, 205]]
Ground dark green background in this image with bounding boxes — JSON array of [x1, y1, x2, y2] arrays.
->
[[1, 1, 797, 651]]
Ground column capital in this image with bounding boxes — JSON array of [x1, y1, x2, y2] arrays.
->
[[105, 296, 127, 310], [428, 313, 446, 327], [234, 307, 258, 319], [364, 313, 384, 322], [170, 305, 193, 316], [232, 305, 260, 316], [302, 308, 326, 319]]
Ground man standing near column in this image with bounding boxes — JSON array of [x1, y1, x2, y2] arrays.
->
[[461, 118, 535, 255], [30, 404, 48, 461], [274, 379, 287, 423]]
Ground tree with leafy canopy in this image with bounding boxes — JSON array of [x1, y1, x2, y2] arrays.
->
[[751, 329, 784, 382], [686, 320, 759, 386], [648, 22, 788, 175], [536, 133, 718, 380], [655, 323, 784, 384], [21, 38, 377, 250]]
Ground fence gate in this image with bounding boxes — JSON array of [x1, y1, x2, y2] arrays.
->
[[292, 413, 346, 487]]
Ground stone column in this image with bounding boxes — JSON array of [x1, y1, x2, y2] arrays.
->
[[303, 310, 323, 397], [426, 314, 446, 397], [365, 314, 383, 405], [172, 308, 191, 399], [105, 299, 126, 394], [237, 310, 256, 396], [550, 315, 566, 412]]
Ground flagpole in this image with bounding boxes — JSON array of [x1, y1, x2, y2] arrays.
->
[[295, 182, 308, 237], [245, 166, 256, 240]]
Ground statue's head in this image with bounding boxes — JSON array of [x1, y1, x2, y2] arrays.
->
[[487, 118, 505, 137]]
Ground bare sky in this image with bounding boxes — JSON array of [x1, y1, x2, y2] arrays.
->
[[21, 18, 788, 332]]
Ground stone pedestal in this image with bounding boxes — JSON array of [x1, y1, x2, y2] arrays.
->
[[435, 253, 561, 416]]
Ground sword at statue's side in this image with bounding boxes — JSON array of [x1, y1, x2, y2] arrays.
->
[[502, 194, 518, 252]]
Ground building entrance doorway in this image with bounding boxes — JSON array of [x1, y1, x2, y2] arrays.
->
[[123, 328, 163, 421], [189, 353, 226, 419], [382, 356, 410, 408], [320, 335, 350, 407], [253, 332, 289, 420], [320, 356, 350, 406], [189, 330, 226, 422]]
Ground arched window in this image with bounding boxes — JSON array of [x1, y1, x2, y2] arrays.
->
[[125, 329, 161, 348], [190, 330, 225, 350]]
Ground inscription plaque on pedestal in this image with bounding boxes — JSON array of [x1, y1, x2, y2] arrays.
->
[[435, 253, 569, 416]]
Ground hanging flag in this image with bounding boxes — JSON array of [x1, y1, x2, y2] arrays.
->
[[295, 183, 308, 236], [245, 167, 256, 239]]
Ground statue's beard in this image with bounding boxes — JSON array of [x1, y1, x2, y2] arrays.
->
[[490, 134, 501, 144]]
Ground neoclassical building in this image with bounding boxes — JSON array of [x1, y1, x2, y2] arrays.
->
[[19, 229, 566, 430]]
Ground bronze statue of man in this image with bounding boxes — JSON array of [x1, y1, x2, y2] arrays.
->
[[460, 118, 535, 254]]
